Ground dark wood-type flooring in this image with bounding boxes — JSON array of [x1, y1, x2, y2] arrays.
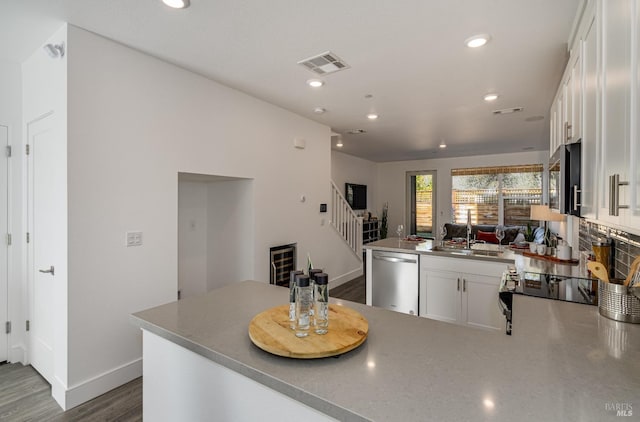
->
[[0, 362, 141, 421], [0, 275, 365, 421], [330, 274, 366, 304]]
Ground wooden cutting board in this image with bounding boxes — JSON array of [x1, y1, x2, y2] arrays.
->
[[248, 304, 368, 359]]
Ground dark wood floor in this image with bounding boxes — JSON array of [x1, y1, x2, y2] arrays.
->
[[330, 274, 365, 303], [0, 275, 365, 421], [0, 362, 142, 421]]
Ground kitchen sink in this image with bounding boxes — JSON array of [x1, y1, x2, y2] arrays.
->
[[431, 246, 502, 257]]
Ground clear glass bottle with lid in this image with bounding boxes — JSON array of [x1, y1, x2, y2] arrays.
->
[[314, 272, 329, 334], [289, 270, 303, 329], [295, 275, 312, 337]]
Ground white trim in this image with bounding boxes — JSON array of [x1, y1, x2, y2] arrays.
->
[[328, 267, 362, 290], [57, 358, 142, 410], [10, 344, 26, 364]]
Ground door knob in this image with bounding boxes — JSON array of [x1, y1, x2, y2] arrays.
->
[[39, 266, 55, 276]]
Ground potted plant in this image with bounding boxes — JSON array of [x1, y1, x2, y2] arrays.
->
[[380, 202, 388, 239], [524, 223, 535, 243]]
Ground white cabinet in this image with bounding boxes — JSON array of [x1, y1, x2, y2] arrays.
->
[[421, 269, 459, 324], [598, 0, 632, 226], [549, 96, 560, 156], [581, 8, 598, 219], [550, 43, 582, 157], [553, 0, 640, 234], [567, 46, 583, 144], [628, 1, 640, 230], [419, 256, 505, 331]]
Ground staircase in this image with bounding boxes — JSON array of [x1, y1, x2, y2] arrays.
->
[[330, 182, 363, 260]]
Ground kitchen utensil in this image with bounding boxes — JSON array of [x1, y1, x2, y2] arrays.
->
[[623, 256, 640, 287], [592, 240, 611, 273], [598, 280, 640, 323], [588, 261, 609, 283]]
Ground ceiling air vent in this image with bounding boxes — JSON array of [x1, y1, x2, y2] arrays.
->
[[493, 107, 524, 115], [346, 129, 367, 135], [298, 51, 350, 75]]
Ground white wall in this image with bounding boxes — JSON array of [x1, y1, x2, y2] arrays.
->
[[22, 24, 69, 404], [178, 181, 208, 299], [376, 151, 550, 235], [64, 24, 361, 404], [331, 150, 378, 215], [206, 179, 253, 291], [0, 59, 24, 363]]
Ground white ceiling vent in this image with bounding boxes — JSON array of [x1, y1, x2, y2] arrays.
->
[[298, 51, 350, 75], [493, 107, 524, 115], [346, 129, 366, 135]]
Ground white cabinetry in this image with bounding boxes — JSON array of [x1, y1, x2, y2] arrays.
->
[[552, 0, 640, 234], [598, 0, 632, 226], [581, 7, 598, 219], [567, 46, 583, 144], [419, 256, 505, 331], [628, 0, 640, 230]]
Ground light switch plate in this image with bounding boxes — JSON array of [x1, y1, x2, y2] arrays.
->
[[126, 231, 143, 247]]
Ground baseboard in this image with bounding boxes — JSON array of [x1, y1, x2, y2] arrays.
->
[[329, 267, 363, 289], [10, 344, 26, 364], [60, 358, 142, 410]]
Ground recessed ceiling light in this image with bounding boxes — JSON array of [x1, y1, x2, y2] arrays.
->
[[313, 107, 326, 114], [439, 139, 447, 149], [162, 0, 190, 9], [307, 79, 324, 88], [483, 93, 499, 102], [336, 136, 344, 148], [367, 113, 379, 120], [465, 34, 491, 48]]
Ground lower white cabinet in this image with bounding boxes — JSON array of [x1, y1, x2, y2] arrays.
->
[[419, 256, 505, 331]]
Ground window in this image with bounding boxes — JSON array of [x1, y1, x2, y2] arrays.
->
[[451, 164, 543, 227], [406, 171, 436, 237]]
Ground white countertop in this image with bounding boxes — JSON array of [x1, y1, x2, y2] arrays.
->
[[365, 237, 591, 278], [131, 280, 640, 421]]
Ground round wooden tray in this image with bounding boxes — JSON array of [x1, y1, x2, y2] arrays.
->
[[248, 304, 368, 359]]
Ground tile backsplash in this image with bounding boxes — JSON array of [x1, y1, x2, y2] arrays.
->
[[578, 219, 640, 279]]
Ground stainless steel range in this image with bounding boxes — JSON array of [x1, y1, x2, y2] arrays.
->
[[499, 270, 597, 335]]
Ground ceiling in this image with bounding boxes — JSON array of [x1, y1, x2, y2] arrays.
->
[[0, 0, 583, 162]]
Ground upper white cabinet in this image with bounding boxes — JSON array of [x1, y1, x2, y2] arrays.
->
[[598, 0, 632, 226], [581, 7, 598, 219], [552, 0, 640, 234], [628, 1, 640, 229], [567, 45, 583, 144]]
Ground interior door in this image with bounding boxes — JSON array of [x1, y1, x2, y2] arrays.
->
[[406, 171, 436, 237], [0, 125, 8, 362], [27, 112, 62, 384]]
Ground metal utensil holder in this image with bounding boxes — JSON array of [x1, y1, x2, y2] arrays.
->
[[598, 280, 640, 323]]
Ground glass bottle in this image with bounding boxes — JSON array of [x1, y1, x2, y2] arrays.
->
[[314, 273, 329, 335], [295, 275, 312, 337], [308, 269, 323, 321], [289, 270, 303, 329]]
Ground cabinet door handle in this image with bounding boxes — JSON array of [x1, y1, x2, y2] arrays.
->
[[573, 185, 582, 211], [457, 278, 460, 291], [565, 122, 572, 141], [609, 174, 629, 216], [463, 279, 467, 292]]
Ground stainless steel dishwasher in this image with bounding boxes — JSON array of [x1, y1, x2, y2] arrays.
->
[[371, 250, 419, 315]]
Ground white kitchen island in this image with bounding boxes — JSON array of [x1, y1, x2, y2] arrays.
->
[[131, 280, 640, 421]]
